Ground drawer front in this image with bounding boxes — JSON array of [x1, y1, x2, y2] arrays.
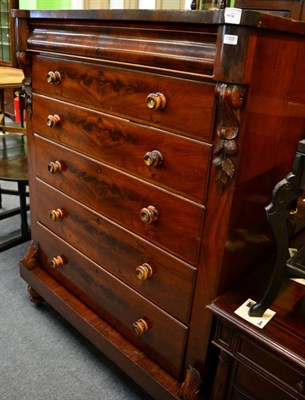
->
[[32, 55, 215, 141], [32, 93, 212, 203], [33, 135, 204, 265], [36, 223, 188, 379], [234, 362, 296, 400], [35, 179, 196, 324], [237, 335, 305, 396]]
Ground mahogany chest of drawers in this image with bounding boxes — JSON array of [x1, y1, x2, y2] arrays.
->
[[13, 8, 305, 400]]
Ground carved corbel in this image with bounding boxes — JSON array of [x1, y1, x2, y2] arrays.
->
[[21, 240, 38, 271], [20, 243, 44, 305], [213, 83, 246, 191], [16, 51, 32, 119], [179, 365, 202, 399]]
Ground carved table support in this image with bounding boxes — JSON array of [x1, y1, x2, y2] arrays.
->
[[209, 350, 233, 400], [249, 140, 305, 317]]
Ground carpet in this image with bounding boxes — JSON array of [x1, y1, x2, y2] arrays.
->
[[0, 187, 152, 400]]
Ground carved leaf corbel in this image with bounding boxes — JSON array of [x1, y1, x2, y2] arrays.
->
[[16, 51, 32, 118], [179, 365, 202, 400], [213, 83, 246, 192]]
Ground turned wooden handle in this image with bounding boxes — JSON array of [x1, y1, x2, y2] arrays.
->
[[47, 70, 61, 85], [48, 161, 62, 174], [47, 114, 61, 128], [140, 205, 159, 224], [136, 263, 153, 280], [146, 92, 166, 110], [50, 255, 64, 269], [133, 318, 149, 336], [50, 208, 64, 222], [144, 150, 163, 167]]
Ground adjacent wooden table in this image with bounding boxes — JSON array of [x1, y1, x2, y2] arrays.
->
[[0, 68, 29, 251], [0, 67, 24, 129], [208, 266, 305, 400]]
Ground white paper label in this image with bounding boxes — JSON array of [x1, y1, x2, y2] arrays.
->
[[224, 34, 238, 45], [225, 7, 242, 24], [234, 298, 276, 329]]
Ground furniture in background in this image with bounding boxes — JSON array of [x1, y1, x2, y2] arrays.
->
[[0, 66, 29, 251], [246, 139, 305, 317], [0, 134, 30, 251], [13, 9, 305, 399], [0, 0, 19, 66], [0, 66, 24, 127], [208, 265, 305, 400], [194, 0, 305, 20], [0, 0, 20, 119], [234, 0, 305, 19]]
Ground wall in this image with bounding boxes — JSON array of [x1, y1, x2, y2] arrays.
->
[[19, 0, 190, 9], [19, 0, 72, 8]]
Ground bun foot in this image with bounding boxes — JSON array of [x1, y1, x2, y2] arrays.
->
[[27, 286, 44, 305]]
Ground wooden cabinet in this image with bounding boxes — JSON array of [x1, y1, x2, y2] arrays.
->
[[208, 270, 305, 400], [234, 0, 305, 20], [13, 9, 305, 399], [0, 0, 19, 66], [0, 0, 20, 118]]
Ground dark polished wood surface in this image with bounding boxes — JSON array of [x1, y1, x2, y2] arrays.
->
[[14, 9, 305, 400], [0, 135, 27, 181], [208, 263, 305, 399]]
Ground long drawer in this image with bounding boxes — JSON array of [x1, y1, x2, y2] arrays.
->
[[32, 55, 216, 141], [33, 135, 205, 265], [32, 93, 212, 203], [35, 223, 189, 379], [35, 178, 196, 324]]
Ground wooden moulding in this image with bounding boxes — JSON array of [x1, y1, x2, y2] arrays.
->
[[20, 242, 202, 400]]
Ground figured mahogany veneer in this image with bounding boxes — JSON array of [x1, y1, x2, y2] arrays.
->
[[35, 179, 196, 324], [32, 55, 216, 141], [13, 8, 305, 400], [31, 93, 212, 203]]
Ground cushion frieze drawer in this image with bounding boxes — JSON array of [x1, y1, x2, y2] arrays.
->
[[35, 223, 188, 379], [34, 135, 204, 265], [32, 94, 212, 203], [32, 55, 215, 141], [35, 179, 196, 324]]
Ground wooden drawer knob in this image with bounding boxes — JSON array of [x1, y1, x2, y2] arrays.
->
[[136, 263, 153, 280], [144, 150, 163, 167], [50, 208, 64, 222], [133, 318, 149, 336], [50, 255, 64, 269], [48, 161, 62, 174], [146, 92, 166, 110], [47, 114, 61, 128], [47, 71, 61, 85], [140, 205, 159, 224]]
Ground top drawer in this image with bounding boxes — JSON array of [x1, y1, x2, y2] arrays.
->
[[32, 55, 215, 141]]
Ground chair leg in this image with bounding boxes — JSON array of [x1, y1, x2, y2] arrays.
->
[[18, 181, 29, 237], [0, 183, 2, 209]]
